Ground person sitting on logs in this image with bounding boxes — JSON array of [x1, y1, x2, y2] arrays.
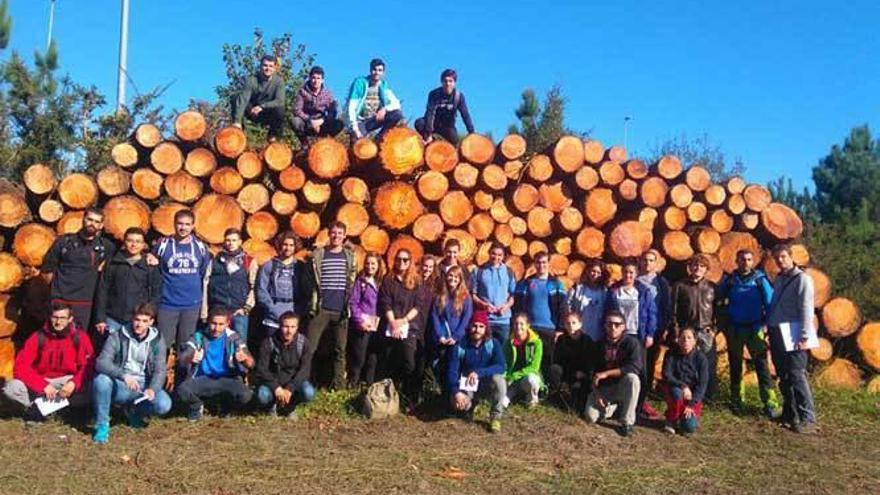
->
[[2, 302, 94, 425], [513, 252, 567, 378], [254, 311, 316, 420], [202, 228, 258, 345], [176, 307, 255, 421], [94, 227, 161, 336], [92, 303, 172, 444], [256, 231, 306, 338], [346, 58, 403, 141], [503, 313, 544, 408], [231, 54, 286, 140], [291, 66, 345, 144], [660, 327, 709, 436], [41, 207, 116, 339], [414, 68, 475, 145], [549, 311, 593, 412], [447, 310, 507, 433], [584, 310, 643, 438]]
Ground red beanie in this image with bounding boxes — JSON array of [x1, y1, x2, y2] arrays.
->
[[471, 310, 489, 327]]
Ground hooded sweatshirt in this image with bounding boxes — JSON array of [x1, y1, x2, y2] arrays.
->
[[96, 324, 167, 392], [504, 327, 543, 387], [14, 322, 94, 393]]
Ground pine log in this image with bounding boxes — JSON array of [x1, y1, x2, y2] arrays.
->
[[584, 188, 617, 227], [583, 139, 604, 165], [549, 253, 569, 276], [0, 294, 19, 338], [13, 223, 56, 267], [58, 173, 99, 209], [474, 241, 492, 266], [606, 145, 627, 163], [512, 183, 540, 213], [717, 232, 762, 273], [236, 151, 263, 179], [504, 160, 525, 180], [175, 110, 207, 141], [150, 202, 187, 237], [374, 181, 424, 230], [693, 227, 721, 254], [709, 209, 734, 233], [726, 176, 746, 195], [743, 184, 772, 212], [625, 159, 648, 180], [509, 237, 528, 256], [0, 253, 24, 293], [341, 177, 370, 204], [704, 184, 727, 206], [609, 221, 653, 258], [151, 142, 184, 175], [387, 234, 425, 267], [493, 223, 514, 246], [790, 243, 811, 266], [473, 191, 494, 211], [439, 190, 474, 227], [559, 206, 584, 233], [507, 256, 526, 280], [662, 207, 687, 231], [705, 255, 723, 285], [96, 166, 132, 197], [669, 184, 693, 208], [413, 213, 445, 242], [459, 134, 495, 165], [0, 338, 13, 379], [805, 267, 831, 307], [270, 191, 298, 216], [102, 196, 150, 241], [278, 166, 306, 192], [308, 138, 350, 179], [56, 211, 84, 235], [508, 217, 527, 236], [236, 183, 270, 214], [481, 165, 508, 191], [38, 199, 64, 223], [337, 203, 370, 236], [527, 154, 553, 182], [576, 227, 605, 258], [242, 238, 276, 266], [443, 229, 478, 263], [740, 212, 760, 230], [538, 182, 573, 213], [467, 213, 495, 241], [821, 297, 861, 338], [527, 207, 554, 238], [290, 211, 321, 239], [380, 127, 424, 176], [686, 201, 708, 223], [553, 136, 586, 173], [23, 164, 58, 195], [810, 337, 834, 362], [490, 198, 513, 223], [192, 194, 245, 245], [184, 147, 217, 177], [135, 123, 162, 148], [353, 137, 379, 163], [500, 134, 526, 161], [209, 167, 244, 195], [452, 163, 479, 189], [656, 155, 682, 180], [575, 166, 600, 191], [856, 322, 880, 372], [618, 179, 639, 201], [302, 181, 332, 206], [111, 142, 139, 169], [216, 126, 248, 159], [164, 171, 203, 204], [662, 231, 694, 261], [640, 177, 669, 208], [0, 191, 31, 228], [424, 140, 458, 173], [685, 166, 711, 192], [815, 359, 861, 390], [599, 161, 625, 186], [361, 225, 391, 254], [555, 237, 572, 256], [761, 203, 804, 240], [638, 207, 658, 229], [263, 141, 293, 172]]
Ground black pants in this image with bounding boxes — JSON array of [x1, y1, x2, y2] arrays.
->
[[534, 328, 557, 380], [306, 310, 348, 389], [348, 328, 380, 386], [414, 118, 459, 144], [548, 363, 589, 412], [291, 116, 345, 141], [379, 334, 422, 404], [769, 326, 817, 425], [356, 109, 403, 140], [175, 376, 253, 413]]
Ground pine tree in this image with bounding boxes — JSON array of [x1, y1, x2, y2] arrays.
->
[[812, 125, 880, 223]]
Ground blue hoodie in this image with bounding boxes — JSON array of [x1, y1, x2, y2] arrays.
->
[[154, 236, 210, 311], [430, 297, 473, 344], [446, 337, 506, 396], [718, 269, 774, 331], [346, 76, 401, 124]]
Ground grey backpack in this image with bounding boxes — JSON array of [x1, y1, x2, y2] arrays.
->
[[361, 379, 400, 419]]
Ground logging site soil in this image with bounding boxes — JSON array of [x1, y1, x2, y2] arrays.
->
[[0, 386, 877, 495]]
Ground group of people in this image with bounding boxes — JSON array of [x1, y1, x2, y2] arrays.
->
[[0, 207, 819, 443], [232, 56, 474, 144]]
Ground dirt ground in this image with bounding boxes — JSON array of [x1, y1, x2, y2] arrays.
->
[[0, 387, 878, 495]]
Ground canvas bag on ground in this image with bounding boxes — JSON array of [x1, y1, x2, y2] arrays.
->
[[362, 379, 400, 419]]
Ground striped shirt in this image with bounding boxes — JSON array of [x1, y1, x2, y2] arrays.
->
[[320, 251, 348, 312]]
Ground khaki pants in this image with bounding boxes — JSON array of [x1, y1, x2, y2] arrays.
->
[[585, 373, 641, 426], [2, 375, 89, 412]]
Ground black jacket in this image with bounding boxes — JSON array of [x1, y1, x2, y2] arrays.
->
[[255, 333, 312, 392], [591, 334, 643, 379], [423, 87, 475, 134], [95, 251, 162, 323], [42, 230, 116, 302], [553, 332, 594, 383], [662, 348, 709, 404]]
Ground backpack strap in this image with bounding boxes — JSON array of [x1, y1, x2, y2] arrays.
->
[[36, 328, 80, 364]]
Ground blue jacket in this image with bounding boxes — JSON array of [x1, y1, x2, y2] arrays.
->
[[430, 297, 473, 344], [513, 275, 568, 332], [446, 337, 506, 396], [346, 76, 401, 124], [605, 281, 658, 341], [718, 269, 774, 330], [153, 236, 210, 310], [256, 258, 306, 325]]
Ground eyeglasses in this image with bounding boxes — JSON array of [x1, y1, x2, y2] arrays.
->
[[606, 321, 625, 328], [396, 258, 411, 263]]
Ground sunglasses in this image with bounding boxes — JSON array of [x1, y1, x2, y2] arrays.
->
[[606, 321, 625, 327], [396, 258, 411, 263]]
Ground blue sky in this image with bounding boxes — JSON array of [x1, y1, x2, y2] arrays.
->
[[6, 0, 879, 189]]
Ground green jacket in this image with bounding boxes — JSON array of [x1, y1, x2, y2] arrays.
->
[[233, 73, 286, 122], [504, 328, 544, 388], [305, 245, 358, 318]]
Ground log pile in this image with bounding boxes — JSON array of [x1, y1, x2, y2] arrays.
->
[[0, 109, 876, 391]]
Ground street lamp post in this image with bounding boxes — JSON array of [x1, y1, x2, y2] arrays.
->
[[623, 116, 632, 150], [115, 0, 130, 113]]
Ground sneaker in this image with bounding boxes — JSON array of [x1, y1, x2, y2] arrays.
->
[[526, 398, 539, 409], [794, 422, 818, 435], [616, 424, 635, 437], [662, 423, 676, 435], [92, 423, 110, 444], [765, 405, 782, 420], [489, 419, 502, 433], [286, 409, 300, 422], [639, 403, 660, 420], [188, 405, 204, 422], [268, 404, 279, 418], [125, 406, 146, 429]]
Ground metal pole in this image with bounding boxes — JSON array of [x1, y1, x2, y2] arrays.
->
[[115, 0, 130, 113], [623, 116, 632, 150], [46, 0, 56, 50]]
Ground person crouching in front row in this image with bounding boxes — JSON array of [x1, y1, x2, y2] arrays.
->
[[660, 327, 708, 436], [176, 307, 254, 421], [255, 311, 316, 420]]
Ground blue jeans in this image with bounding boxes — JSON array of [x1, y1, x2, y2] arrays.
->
[[231, 314, 250, 344], [256, 381, 316, 413], [92, 374, 172, 426], [105, 317, 126, 335]]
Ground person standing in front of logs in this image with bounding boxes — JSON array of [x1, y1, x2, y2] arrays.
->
[[471, 242, 517, 345], [256, 231, 306, 336], [430, 265, 474, 394], [438, 238, 462, 274], [513, 252, 567, 378], [347, 253, 384, 388], [291, 65, 345, 144], [231, 54, 286, 140], [567, 258, 609, 345], [637, 249, 672, 405], [414, 68, 475, 145], [346, 58, 403, 141], [202, 228, 258, 345]]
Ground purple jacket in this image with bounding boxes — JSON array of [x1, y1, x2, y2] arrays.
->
[[348, 276, 379, 332], [293, 84, 338, 121]]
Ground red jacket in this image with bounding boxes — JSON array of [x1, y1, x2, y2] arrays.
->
[[14, 323, 94, 393]]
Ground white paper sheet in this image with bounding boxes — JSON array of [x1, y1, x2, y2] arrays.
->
[[779, 321, 819, 352], [459, 376, 479, 393], [34, 397, 69, 416]]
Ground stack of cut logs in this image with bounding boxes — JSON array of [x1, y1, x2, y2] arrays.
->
[[0, 110, 877, 392]]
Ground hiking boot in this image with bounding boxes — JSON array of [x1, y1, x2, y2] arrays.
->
[[489, 419, 502, 433], [639, 402, 660, 420], [188, 405, 204, 422], [764, 405, 782, 420], [125, 406, 146, 429], [662, 423, 676, 435], [616, 424, 635, 437], [794, 422, 818, 435], [92, 423, 110, 444]]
